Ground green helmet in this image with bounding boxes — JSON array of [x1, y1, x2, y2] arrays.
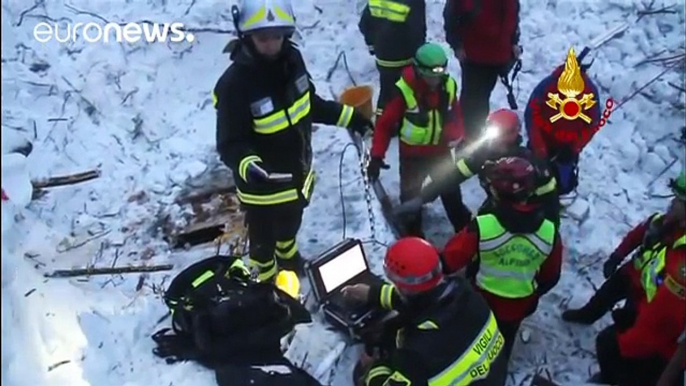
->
[[414, 43, 448, 77], [670, 168, 686, 201]]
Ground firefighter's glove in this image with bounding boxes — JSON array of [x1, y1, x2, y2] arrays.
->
[[246, 161, 270, 183], [366, 157, 389, 182], [393, 197, 423, 217], [341, 283, 371, 306], [349, 112, 373, 137], [602, 252, 623, 279]]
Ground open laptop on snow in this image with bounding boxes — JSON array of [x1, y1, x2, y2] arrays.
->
[[305, 239, 395, 340]]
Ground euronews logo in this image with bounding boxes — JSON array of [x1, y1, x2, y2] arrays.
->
[[33, 22, 195, 44]]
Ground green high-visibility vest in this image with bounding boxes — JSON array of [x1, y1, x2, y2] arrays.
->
[[476, 214, 555, 298], [396, 76, 457, 146], [633, 213, 664, 271], [641, 234, 686, 302]]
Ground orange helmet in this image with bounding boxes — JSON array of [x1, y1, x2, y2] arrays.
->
[[383, 237, 443, 294], [485, 109, 521, 145]]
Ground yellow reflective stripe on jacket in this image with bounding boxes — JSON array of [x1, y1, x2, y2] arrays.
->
[[237, 170, 315, 206], [337, 105, 355, 127], [642, 235, 686, 302], [302, 170, 315, 200], [396, 76, 457, 146], [382, 372, 412, 386], [366, 366, 393, 386], [238, 155, 262, 182], [376, 57, 413, 68], [417, 320, 439, 330], [380, 284, 394, 309], [534, 176, 557, 196], [237, 188, 299, 205], [427, 312, 504, 386], [253, 92, 311, 134], [369, 0, 411, 22], [212, 91, 218, 108], [456, 159, 473, 178]]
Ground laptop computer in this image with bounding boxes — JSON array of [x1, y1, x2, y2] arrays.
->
[[305, 239, 395, 341]]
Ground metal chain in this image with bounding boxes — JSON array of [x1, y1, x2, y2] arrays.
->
[[356, 140, 377, 242]]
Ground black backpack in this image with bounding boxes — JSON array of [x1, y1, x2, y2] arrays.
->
[[152, 255, 312, 369]]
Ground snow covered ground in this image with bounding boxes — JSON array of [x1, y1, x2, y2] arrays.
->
[[1, 0, 684, 385]]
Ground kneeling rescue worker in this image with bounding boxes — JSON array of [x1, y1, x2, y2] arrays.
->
[[395, 109, 560, 228], [442, 157, 563, 360], [367, 42, 471, 237], [562, 169, 686, 326], [588, 170, 686, 386], [341, 237, 508, 386], [214, 0, 372, 282]]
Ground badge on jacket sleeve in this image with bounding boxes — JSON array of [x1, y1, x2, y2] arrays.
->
[[250, 97, 274, 117], [295, 74, 309, 94]]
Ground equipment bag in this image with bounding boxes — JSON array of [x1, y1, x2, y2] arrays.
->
[[215, 358, 322, 386], [152, 255, 311, 369]]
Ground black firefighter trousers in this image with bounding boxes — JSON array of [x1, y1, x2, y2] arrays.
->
[[245, 204, 303, 282], [459, 61, 503, 143], [399, 153, 472, 237]]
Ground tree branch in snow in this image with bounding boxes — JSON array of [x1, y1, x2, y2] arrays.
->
[[635, 52, 685, 68], [668, 81, 686, 94], [47, 360, 71, 372], [44, 264, 174, 278], [636, 3, 678, 21], [16, 0, 45, 27], [32, 169, 101, 189], [64, 3, 110, 24]]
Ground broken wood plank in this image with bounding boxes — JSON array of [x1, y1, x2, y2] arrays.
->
[[32, 169, 101, 189], [169, 211, 246, 249], [45, 264, 174, 278]]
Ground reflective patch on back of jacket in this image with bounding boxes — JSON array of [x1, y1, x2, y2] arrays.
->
[[295, 74, 309, 94], [251, 97, 275, 117]]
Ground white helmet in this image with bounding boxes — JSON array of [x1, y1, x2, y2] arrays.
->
[[237, 0, 296, 34]]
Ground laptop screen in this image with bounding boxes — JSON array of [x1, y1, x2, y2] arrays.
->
[[318, 242, 368, 294]]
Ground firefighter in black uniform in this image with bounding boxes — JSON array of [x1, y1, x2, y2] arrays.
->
[[359, 0, 426, 118], [214, 0, 372, 282], [341, 237, 508, 386], [394, 109, 560, 228]]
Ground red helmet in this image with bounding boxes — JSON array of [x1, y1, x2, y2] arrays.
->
[[383, 237, 443, 294], [482, 157, 537, 202], [485, 109, 521, 145]]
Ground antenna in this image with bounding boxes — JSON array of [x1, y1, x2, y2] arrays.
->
[[231, 5, 243, 39]]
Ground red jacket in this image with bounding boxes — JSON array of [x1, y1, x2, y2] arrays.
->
[[617, 231, 685, 362], [611, 216, 653, 302], [443, 0, 520, 65], [370, 67, 464, 159], [442, 213, 563, 322], [524, 65, 602, 159]]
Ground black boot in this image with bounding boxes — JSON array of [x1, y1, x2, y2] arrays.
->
[[561, 270, 629, 324], [277, 253, 306, 276]]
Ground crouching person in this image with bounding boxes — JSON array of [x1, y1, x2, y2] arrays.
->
[[341, 237, 508, 386], [442, 157, 563, 360], [152, 255, 320, 386]]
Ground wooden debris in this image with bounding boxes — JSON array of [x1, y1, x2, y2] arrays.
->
[[45, 264, 173, 278], [32, 169, 101, 190], [48, 360, 71, 372]]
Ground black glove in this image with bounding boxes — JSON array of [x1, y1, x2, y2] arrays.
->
[[152, 328, 200, 364], [349, 111, 373, 137], [611, 306, 637, 331], [602, 252, 623, 279], [366, 157, 389, 182]]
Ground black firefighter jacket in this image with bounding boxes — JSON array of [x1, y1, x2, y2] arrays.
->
[[364, 277, 508, 386], [214, 41, 358, 211], [358, 0, 427, 68]]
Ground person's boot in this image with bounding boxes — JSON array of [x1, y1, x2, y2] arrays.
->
[[403, 212, 424, 238], [562, 273, 628, 324]]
